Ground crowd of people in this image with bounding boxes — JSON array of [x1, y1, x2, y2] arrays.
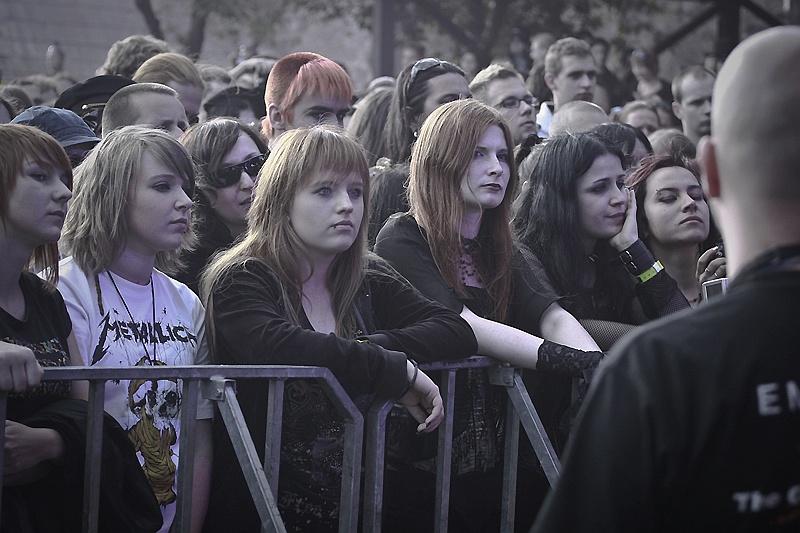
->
[[1, 24, 798, 532]]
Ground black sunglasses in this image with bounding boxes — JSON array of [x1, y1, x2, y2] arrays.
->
[[214, 153, 267, 188]]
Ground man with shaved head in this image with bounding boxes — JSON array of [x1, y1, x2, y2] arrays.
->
[[548, 100, 608, 136], [533, 27, 800, 532]]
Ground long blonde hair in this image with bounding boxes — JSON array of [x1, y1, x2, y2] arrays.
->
[[408, 99, 517, 321], [200, 126, 370, 341]]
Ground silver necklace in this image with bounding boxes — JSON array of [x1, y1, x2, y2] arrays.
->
[[107, 270, 157, 362]]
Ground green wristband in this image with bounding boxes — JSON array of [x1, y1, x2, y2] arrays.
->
[[637, 261, 664, 283]]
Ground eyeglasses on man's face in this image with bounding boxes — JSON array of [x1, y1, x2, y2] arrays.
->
[[496, 95, 538, 111]]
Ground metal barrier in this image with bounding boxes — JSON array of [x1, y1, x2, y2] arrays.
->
[[363, 356, 561, 533], [0, 358, 560, 533]]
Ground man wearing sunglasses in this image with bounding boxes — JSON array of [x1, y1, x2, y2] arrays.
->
[[263, 52, 353, 147], [470, 63, 539, 146]]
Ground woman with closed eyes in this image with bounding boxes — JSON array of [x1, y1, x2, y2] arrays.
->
[[512, 132, 690, 352], [625, 152, 724, 307]]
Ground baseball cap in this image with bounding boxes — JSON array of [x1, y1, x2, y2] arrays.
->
[[11, 105, 101, 148]]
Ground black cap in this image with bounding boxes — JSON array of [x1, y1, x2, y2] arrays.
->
[[54, 75, 135, 114]]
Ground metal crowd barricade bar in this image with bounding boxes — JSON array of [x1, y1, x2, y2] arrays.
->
[[362, 356, 561, 533], [0, 365, 364, 533], [0, 358, 560, 533]]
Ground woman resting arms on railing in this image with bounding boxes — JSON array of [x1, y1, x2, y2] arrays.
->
[[511, 133, 691, 351], [374, 99, 604, 531], [199, 126, 475, 532], [0, 124, 160, 531], [58, 126, 213, 533]]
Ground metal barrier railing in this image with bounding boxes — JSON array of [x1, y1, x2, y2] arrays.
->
[[0, 359, 560, 533], [363, 356, 561, 533]]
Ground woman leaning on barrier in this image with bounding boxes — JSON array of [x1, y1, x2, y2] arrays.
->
[[374, 99, 604, 531], [0, 124, 161, 532], [512, 132, 691, 350], [58, 126, 213, 533], [199, 126, 476, 532]]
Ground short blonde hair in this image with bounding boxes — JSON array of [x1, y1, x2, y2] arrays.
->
[[133, 52, 204, 90], [61, 125, 196, 275]]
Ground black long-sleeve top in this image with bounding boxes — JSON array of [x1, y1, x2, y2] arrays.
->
[[202, 257, 476, 532]]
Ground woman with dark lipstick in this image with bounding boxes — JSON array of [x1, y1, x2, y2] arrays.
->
[[626, 152, 725, 307], [512, 132, 690, 351]]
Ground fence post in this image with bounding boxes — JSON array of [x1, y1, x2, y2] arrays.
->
[[209, 376, 287, 533]]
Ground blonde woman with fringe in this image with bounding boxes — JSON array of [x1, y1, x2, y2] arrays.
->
[[58, 125, 212, 533], [199, 126, 474, 532]]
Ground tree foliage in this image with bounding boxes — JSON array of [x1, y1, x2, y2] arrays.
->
[[295, 0, 664, 66], [134, 0, 664, 63], [134, 0, 291, 58]]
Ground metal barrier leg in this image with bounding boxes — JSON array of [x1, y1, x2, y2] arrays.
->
[[0, 393, 6, 522], [174, 378, 200, 533], [363, 398, 395, 533], [206, 377, 286, 533], [500, 391, 520, 533], [490, 367, 561, 485], [82, 380, 106, 533], [315, 378, 364, 533], [263, 379, 284, 500], [434, 369, 457, 533]]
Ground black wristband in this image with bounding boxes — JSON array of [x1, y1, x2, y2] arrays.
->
[[399, 359, 418, 398], [618, 240, 656, 276]]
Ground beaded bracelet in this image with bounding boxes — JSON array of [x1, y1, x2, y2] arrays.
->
[[399, 359, 419, 398]]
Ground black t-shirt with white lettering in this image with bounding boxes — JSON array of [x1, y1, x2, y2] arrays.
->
[[533, 267, 800, 532], [0, 272, 72, 421]]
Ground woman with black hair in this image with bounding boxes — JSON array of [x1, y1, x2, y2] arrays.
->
[[626, 152, 725, 307], [512, 132, 690, 350], [176, 117, 268, 294], [383, 58, 470, 164]]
